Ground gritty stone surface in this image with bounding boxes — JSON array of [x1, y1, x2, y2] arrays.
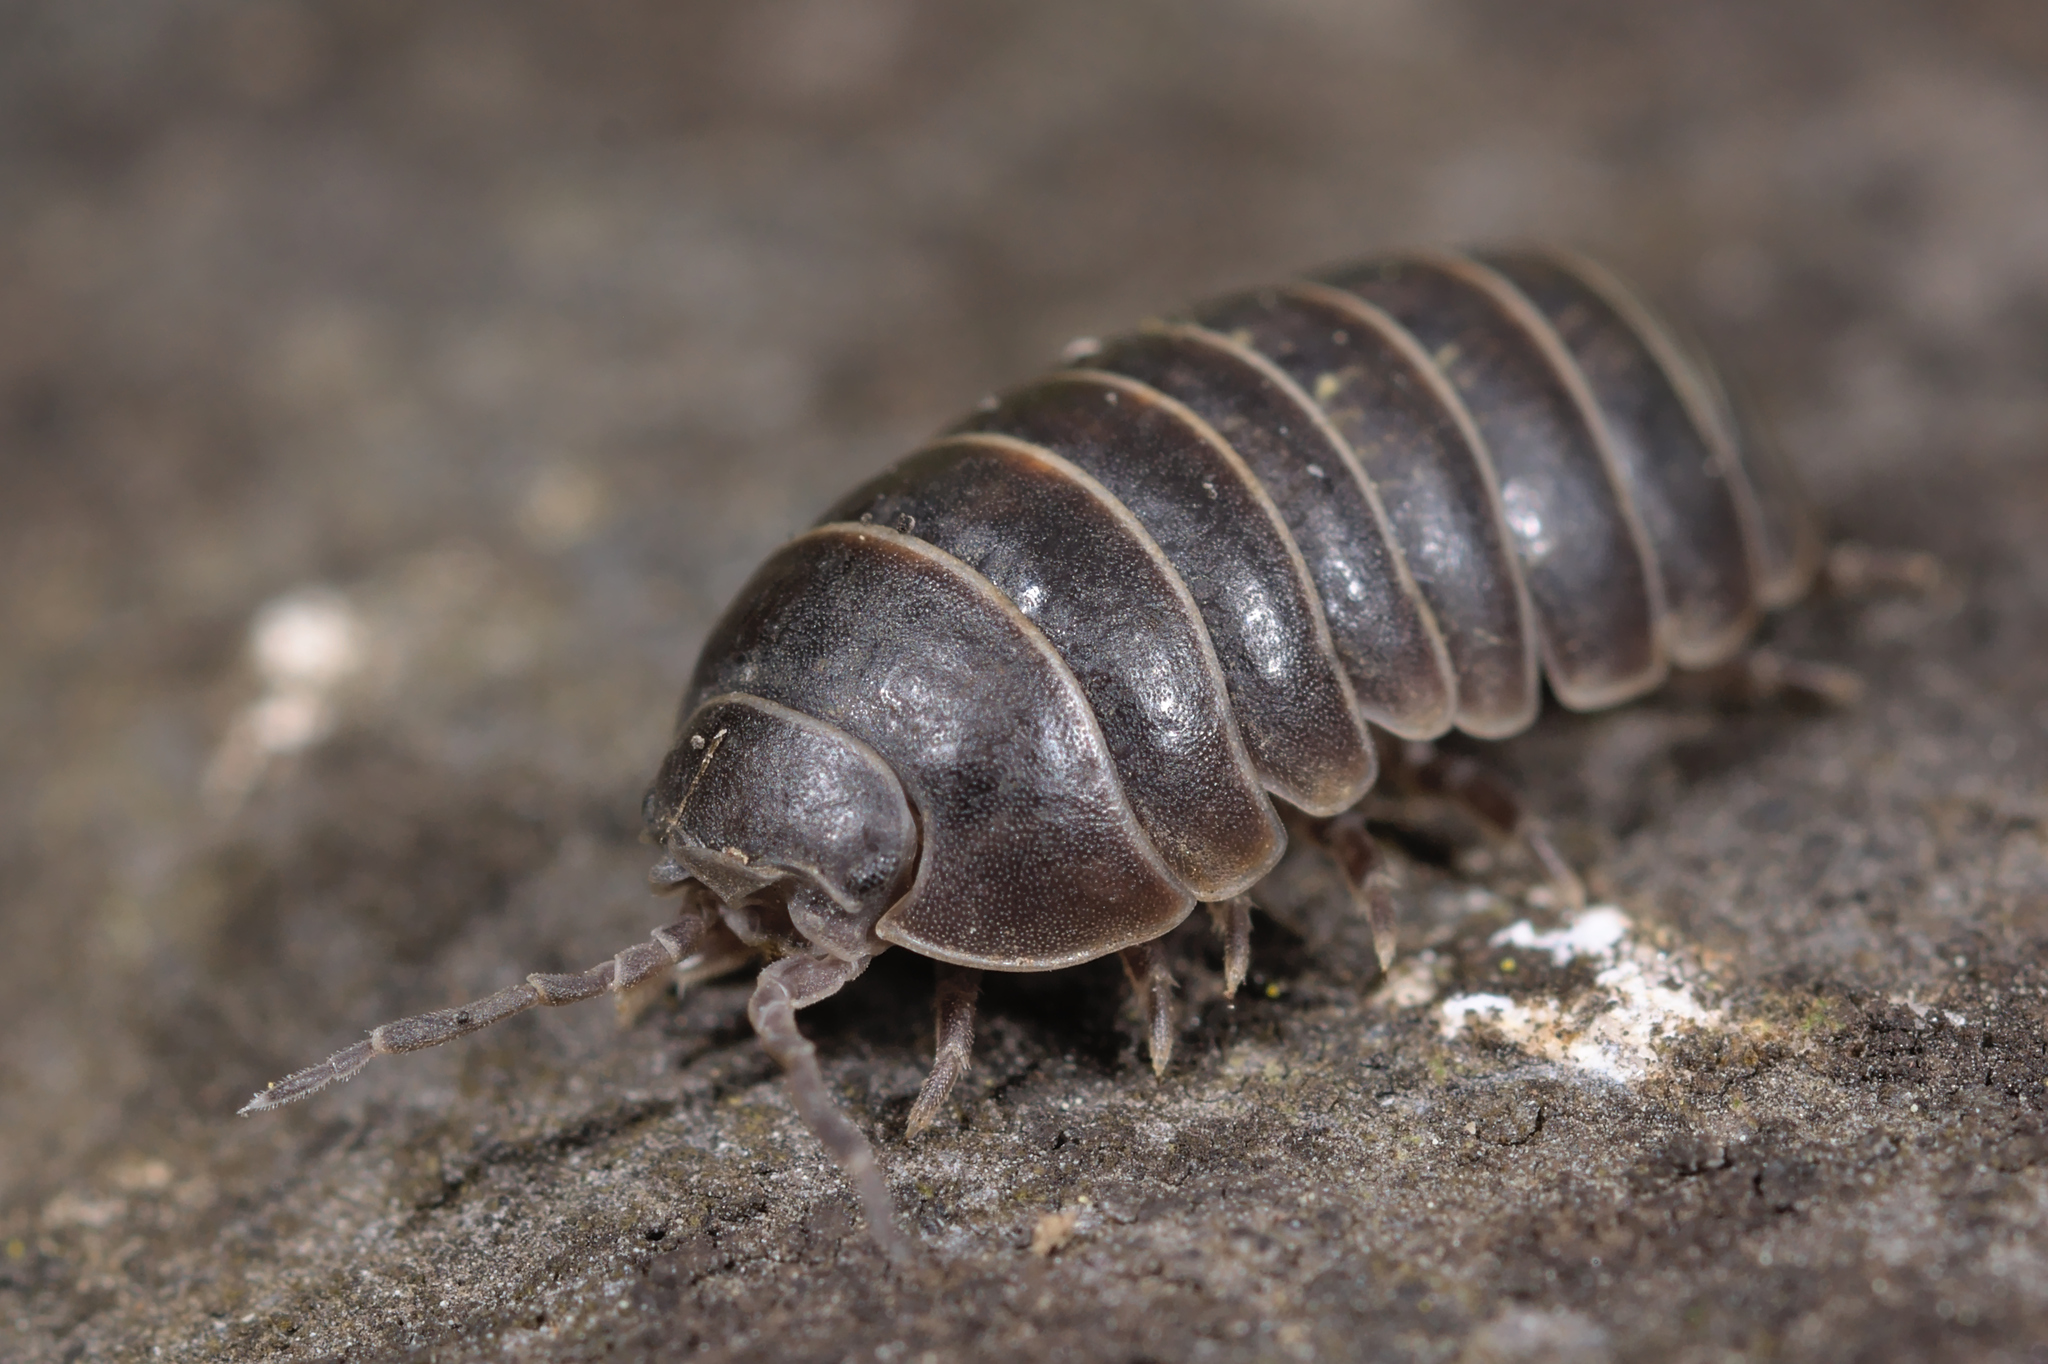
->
[[3, 2, 2047, 1361]]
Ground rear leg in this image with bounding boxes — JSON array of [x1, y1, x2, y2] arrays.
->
[[1685, 647, 1867, 709], [1299, 808, 1402, 972], [1382, 740, 1587, 914], [1675, 540, 1948, 711], [1291, 745, 1579, 976], [746, 951, 909, 1261], [1821, 542, 1945, 597]]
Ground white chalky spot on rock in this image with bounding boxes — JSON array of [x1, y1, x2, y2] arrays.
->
[[1441, 992, 1516, 1025], [249, 588, 361, 688], [1440, 905, 1721, 1081], [1491, 905, 1631, 963], [203, 587, 366, 817], [1893, 996, 1968, 1028]]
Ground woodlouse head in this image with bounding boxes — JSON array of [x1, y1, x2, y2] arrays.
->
[[642, 692, 919, 960]]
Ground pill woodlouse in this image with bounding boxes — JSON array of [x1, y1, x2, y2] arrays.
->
[[243, 247, 1829, 1259]]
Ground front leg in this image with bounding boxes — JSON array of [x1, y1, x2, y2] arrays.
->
[[905, 963, 983, 1139], [746, 952, 909, 1262]]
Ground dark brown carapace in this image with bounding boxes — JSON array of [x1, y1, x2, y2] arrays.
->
[[243, 248, 1826, 1259]]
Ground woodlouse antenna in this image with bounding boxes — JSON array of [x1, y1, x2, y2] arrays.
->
[[238, 914, 711, 1115]]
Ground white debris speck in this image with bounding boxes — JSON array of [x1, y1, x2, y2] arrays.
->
[[203, 586, 365, 817], [1030, 1208, 1080, 1257], [1440, 905, 1721, 1082], [249, 588, 361, 689]]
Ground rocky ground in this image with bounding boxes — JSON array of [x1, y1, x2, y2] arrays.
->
[[3, 2, 2046, 1361]]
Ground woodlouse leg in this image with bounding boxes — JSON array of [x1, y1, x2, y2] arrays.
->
[[1119, 941, 1178, 1076], [905, 963, 983, 1139], [1390, 742, 1588, 914], [237, 912, 711, 1115], [1665, 646, 1866, 712], [1677, 543, 1944, 713], [1304, 808, 1402, 972], [671, 917, 760, 991], [745, 952, 909, 1261], [1821, 542, 1945, 597], [1206, 896, 1253, 1000], [1722, 647, 1866, 709]]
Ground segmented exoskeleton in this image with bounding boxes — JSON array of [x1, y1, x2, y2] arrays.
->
[[244, 248, 1825, 1258]]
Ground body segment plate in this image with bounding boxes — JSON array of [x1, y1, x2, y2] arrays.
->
[[1481, 250, 1760, 666], [687, 523, 1192, 970], [1323, 254, 1669, 711], [1083, 326, 1459, 741], [957, 371, 1376, 815], [1191, 288, 1540, 737], [823, 434, 1282, 900]]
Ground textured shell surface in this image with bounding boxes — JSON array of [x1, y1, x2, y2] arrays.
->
[[652, 246, 1822, 973]]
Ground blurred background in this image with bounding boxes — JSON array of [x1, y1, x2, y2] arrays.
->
[[3, 2, 2045, 1360]]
